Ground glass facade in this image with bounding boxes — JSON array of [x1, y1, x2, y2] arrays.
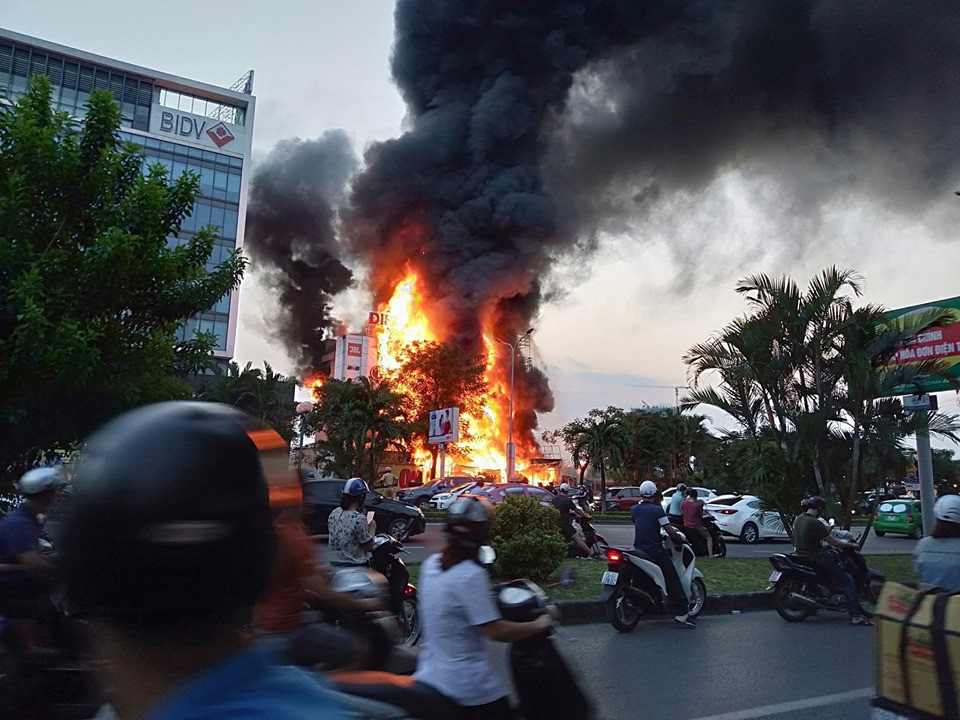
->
[[0, 35, 248, 355], [0, 40, 153, 130], [120, 132, 242, 352]]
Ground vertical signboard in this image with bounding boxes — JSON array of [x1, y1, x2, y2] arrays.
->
[[333, 334, 378, 381]]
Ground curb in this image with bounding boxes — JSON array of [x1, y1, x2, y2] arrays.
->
[[554, 590, 774, 625]]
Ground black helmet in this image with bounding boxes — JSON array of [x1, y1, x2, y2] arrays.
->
[[802, 496, 827, 510], [446, 497, 493, 549], [60, 402, 276, 624]]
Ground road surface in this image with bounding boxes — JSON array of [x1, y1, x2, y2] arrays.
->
[[490, 610, 879, 720]]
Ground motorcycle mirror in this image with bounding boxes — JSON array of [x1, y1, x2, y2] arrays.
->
[[478, 545, 497, 566], [828, 518, 836, 527]]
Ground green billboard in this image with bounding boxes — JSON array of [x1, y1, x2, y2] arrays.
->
[[886, 295, 960, 394]]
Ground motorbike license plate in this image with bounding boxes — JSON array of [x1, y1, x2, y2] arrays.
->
[[768, 570, 782, 583], [601, 571, 619, 586]]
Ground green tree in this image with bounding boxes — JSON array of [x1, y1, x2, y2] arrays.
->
[[195, 361, 296, 441], [684, 267, 960, 537], [394, 341, 487, 477], [308, 377, 411, 481], [548, 409, 625, 515], [0, 76, 244, 484]]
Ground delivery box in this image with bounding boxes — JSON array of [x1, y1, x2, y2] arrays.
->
[[874, 582, 960, 718]]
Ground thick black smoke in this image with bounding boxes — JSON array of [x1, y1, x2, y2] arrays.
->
[[549, 1, 960, 287], [244, 132, 358, 372]]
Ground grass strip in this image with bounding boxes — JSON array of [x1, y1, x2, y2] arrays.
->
[[407, 554, 916, 603], [540, 554, 917, 602]]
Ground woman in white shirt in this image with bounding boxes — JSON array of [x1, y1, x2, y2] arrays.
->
[[913, 494, 960, 591], [414, 497, 552, 719]]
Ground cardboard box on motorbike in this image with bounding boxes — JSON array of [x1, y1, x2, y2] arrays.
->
[[874, 582, 960, 718]]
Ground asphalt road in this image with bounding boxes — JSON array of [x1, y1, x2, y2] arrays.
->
[[374, 522, 917, 565], [490, 610, 879, 720]]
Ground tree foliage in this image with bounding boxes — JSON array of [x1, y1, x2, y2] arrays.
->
[[195, 361, 296, 441], [0, 76, 244, 483], [490, 495, 567, 582], [683, 266, 960, 534], [306, 377, 412, 482], [394, 340, 487, 476]]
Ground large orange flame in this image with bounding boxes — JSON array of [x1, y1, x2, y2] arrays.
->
[[373, 266, 556, 485]]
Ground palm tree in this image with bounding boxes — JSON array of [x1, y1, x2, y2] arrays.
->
[[310, 377, 412, 481], [196, 361, 297, 441], [560, 411, 625, 515]]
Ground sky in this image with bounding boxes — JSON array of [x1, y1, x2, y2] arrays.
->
[[6, 1, 960, 449]]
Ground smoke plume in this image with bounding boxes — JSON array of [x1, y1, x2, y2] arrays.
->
[[244, 132, 358, 372]]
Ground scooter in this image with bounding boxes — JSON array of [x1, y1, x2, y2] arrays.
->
[[600, 531, 707, 632], [768, 528, 886, 623], [566, 515, 608, 559], [368, 533, 420, 646], [674, 512, 727, 558], [327, 550, 597, 720]]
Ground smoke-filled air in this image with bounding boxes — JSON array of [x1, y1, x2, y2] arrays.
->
[[244, 0, 960, 458]]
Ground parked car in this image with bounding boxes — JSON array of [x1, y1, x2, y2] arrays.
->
[[396, 476, 475, 508], [660, 485, 719, 511], [703, 494, 788, 544], [301, 478, 426, 541], [460, 483, 556, 507], [428, 481, 486, 510], [856, 490, 897, 516], [873, 498, 924, 539], [605, 486, 644, 512]]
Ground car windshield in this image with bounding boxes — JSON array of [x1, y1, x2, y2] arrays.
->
[[878, 502, 894, 512]]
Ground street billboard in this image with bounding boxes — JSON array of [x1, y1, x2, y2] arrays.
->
[[886, 295, 960, 394], [429, 407, 459, 444]]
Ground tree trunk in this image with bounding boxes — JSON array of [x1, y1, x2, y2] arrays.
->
[[578, 463, 587, 484], [599, 460, 607, 517], [844, 427, 862, 531]]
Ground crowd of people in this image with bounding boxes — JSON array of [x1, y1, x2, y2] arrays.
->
[[4, 402, 960, 718], [0, 402, 554, 719]]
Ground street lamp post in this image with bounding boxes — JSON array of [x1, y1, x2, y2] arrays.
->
[[295, 401, 314, 471], [495, 328, 533, 481]]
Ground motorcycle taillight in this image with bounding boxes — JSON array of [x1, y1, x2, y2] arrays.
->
[[605, 548, 625, 569]]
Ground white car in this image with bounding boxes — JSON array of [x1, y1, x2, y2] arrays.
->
[[704, 494, 789, 544], [661, 485, 719, 512], [428, 482, 483, 510]]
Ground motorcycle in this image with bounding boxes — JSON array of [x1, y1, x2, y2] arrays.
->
[[327, 551, 596, 720], [566, 515, 608, 559], [768, 528, 886, 622], [600, 532, 707, 632], [0, 596, 100, 720], [368, 533, 421, 646], [674, 512, 727, 558]]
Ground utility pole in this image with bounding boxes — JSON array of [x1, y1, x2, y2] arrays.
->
[[630, 385, 691, 409]]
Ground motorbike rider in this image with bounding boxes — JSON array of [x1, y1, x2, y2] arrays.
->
[[254, 487, 381, 670], [552, 482, 593, 557], [793, 496, 872, 626], [913, 494, 960, 590], [681, 488, 717, 558], [0, 467, 64, 618], [59, 402, 348, 720], [377, 467, 399, 500], [630, 480, 696, 627], [667, 482, 687, 525], [328, 477, 377, 564], [414, 497, 553, 719]]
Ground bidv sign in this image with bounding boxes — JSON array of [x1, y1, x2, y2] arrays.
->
[[149, 105, 244, 152]]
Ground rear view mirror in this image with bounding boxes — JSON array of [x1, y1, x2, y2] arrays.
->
[[478, 545, 497, 566]]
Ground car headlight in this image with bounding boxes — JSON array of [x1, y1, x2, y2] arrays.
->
[[434, 494, 451, 501]]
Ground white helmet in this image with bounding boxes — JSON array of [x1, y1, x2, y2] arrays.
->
[[17, 467, 66, 496], [559, 482, 570, 493], [639, 480, 658, 498], [934, 494, 960, 524]]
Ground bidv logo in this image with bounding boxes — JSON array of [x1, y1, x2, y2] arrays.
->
[[159, 111, 235, 148]]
